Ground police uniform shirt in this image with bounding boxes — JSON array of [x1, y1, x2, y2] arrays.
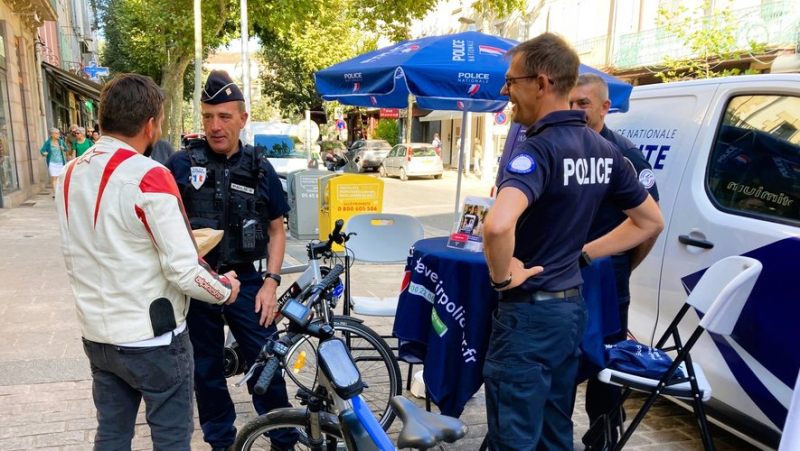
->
[[166, 143, 290, 266], [586, 124, 660, 242], [497, 110, 648, 292]]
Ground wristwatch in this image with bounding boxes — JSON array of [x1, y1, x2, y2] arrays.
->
[[579, 251, 593, 268], [491, 274, 513, 290], [264, 273, 282, 286]]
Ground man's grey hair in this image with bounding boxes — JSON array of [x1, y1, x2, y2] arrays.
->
[[576, 73, 609, 102]]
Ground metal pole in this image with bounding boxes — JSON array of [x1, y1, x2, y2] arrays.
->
[[454, 109, 468, 221], [241, 0, 251, 143], [193, 0, 202, 133], [306, 109, 312, 163]]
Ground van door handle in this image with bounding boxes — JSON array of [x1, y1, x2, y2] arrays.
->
[[678, 235, 714, 249]]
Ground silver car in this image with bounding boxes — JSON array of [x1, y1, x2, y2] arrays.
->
[[380, 143, 444, 181]]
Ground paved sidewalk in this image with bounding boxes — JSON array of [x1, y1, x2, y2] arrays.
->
[[0, 192, 755, 450]]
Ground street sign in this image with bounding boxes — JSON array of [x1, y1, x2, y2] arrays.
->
[[296, 119, 320, 143], [83, 62, 109, 81], [336, 119, 346, 130], [494, 112, 508, 125]]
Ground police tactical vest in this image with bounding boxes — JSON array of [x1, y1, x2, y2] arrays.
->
[[183, 139, 271, 266]]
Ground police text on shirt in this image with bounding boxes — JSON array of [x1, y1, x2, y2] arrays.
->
[[564, 157, 613, 186]]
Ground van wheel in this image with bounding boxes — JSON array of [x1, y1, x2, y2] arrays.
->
[[400, 168, 408, 181], [434, 174, 442, 180], [379, 165, 386, 178]]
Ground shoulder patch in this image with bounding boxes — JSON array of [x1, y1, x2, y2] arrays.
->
[[638, 168, 655, 189], [507, 154, 536, 174]]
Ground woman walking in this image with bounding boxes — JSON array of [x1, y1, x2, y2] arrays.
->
[[40, 127, 68, 197]]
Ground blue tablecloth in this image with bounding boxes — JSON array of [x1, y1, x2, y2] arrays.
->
[[393, 237, 620, 417]]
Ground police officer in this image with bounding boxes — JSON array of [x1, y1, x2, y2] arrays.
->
[[570, 73, 661, 446], [482, 33, 664, 450], [165, 70, 296, 451]]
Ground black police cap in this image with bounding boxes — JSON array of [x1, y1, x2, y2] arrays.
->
[[201, 70, 245, 105]]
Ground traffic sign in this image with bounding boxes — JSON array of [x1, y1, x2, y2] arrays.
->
[[83, 62, 109, 81], [494, 112, 508, 125], [296, 119, 320, 143], [336, 119, 346, 130]]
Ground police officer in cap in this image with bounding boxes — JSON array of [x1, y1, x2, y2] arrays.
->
[[166, 70, 296, 451], [482, 33, 663, 450]]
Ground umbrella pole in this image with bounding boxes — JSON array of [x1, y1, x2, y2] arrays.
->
[[454, 110, 468, 222]]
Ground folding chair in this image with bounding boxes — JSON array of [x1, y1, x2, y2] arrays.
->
[[343, 213, 431, 408], [597, 256, 762, 451]]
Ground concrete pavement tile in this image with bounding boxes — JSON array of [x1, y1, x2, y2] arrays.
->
[[640, 429, 695, 444], [33, 430, 85, 447], [0, 383, 30, 395], [59, 445, 94, 451], [0, 436, 34, 450], [0, 412, 44, 428], [0, 420, 65, 439]]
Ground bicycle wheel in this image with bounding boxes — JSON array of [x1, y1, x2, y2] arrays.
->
[[234, 408, 343, 451], [284, 316, 402, 430]]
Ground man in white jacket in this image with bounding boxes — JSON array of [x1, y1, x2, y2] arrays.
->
[[56, 73, 240, 451]]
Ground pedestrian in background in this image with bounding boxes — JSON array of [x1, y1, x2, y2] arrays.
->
[[166, 70, 296, 451], [482, 33, 663, 450], [40, 127, 68, 195], [71, 126, 94, 159], [432, 132, 442, 157], [91, 130, 101, 143], [55, 73, 240, 451], [473, 138, 483, 176]]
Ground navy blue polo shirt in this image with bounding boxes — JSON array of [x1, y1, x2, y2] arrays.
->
[[166, 142, 290, 224], [498, 110, 648, 292], [587, 125, 660, 242]]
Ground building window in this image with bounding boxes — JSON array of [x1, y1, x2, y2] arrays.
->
[[707, 95, 800, 224]]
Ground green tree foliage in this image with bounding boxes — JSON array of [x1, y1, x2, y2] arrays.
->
[[374, 119, 399, 147], [97, 0, 233, 146], [655, 1, 764, 82]]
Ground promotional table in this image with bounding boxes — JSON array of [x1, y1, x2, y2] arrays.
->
[[393, 237, 620, 417]]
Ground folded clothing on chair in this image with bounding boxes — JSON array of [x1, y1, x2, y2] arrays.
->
[[604, 340, 685, 380]]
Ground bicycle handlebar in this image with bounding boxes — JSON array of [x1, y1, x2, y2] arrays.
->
[[254, 356, 281, 395]]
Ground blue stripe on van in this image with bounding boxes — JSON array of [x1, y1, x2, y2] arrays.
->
[[682, 237, 800, 430]]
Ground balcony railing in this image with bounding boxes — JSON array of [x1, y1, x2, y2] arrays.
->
[[613, 0, 798, 69], [573, 35, 611, 68]]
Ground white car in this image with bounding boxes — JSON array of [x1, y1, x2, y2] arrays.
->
[[380, 143, 443, 181]]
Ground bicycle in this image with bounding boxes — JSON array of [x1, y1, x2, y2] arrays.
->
[[234, 264, 468, 451], [229, 219, 402, 432]]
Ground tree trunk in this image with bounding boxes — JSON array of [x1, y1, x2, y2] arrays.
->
[[161, 51, 191, 150]]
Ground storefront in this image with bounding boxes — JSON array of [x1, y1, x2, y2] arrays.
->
[[41, 62, 100, 133], [0, 30, 17, 202]]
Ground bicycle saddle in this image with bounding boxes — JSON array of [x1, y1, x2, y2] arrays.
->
[[391, 396, 467, 449]]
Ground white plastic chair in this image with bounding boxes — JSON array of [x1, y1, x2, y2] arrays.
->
[[345, 213, 424, 316], [344, 213, 427, 398], [597, 256, 762, 451]]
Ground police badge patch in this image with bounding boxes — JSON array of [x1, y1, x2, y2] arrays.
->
[[507, 154, 536, 174], [191, 167, 207, 190], [638, 168, 656, 189]]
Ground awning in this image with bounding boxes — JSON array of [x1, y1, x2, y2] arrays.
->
[[42, 62, 101, 100], [419, 110, 466, 122]]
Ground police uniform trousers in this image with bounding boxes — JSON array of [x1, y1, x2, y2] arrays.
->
[[483, 291, 588, 450], [187, 269, 298, 448]]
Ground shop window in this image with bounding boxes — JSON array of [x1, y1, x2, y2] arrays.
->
[[707, 95, 800, 224]]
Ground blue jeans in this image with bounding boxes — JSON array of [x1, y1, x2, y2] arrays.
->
[[82, 329, 194, 451], [188, 269, 297, 448], [483, 293, 588, 450]]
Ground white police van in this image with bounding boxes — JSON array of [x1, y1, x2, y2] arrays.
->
[[604, 74, 799, 448]]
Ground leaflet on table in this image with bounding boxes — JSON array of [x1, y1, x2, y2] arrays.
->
[[448, 196, 493, 252]]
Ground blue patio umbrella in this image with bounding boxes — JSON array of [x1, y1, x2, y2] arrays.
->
[[315, 31, 633, 215]]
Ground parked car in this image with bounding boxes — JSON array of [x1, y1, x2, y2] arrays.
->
[[348, 139, 392, 172], [380, 143, 443, 181]]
